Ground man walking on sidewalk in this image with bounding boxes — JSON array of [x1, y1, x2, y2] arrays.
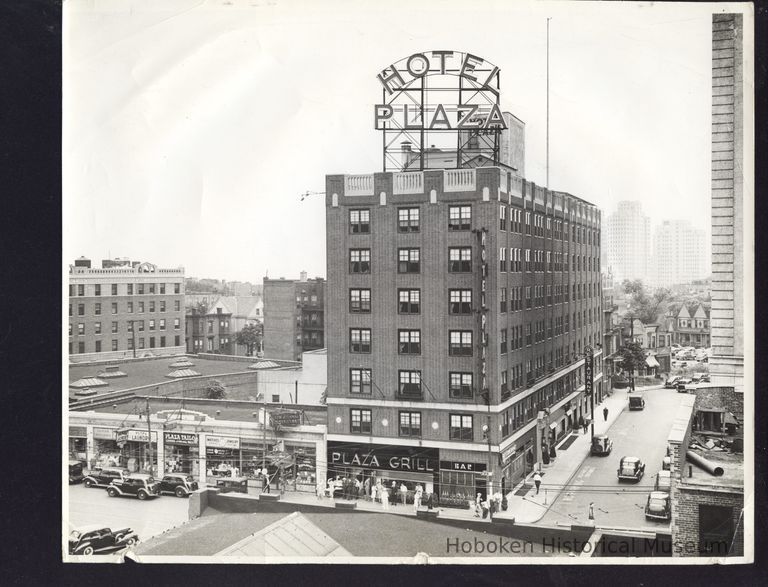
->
[[533, 471, 542, 495], [603, 406, 609, 422]]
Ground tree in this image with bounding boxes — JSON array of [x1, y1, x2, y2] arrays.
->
[[235, 323, 263, 356], [622, 280, 672, 324], [615, 342, 646, 391], [205, 379, 226, 400]]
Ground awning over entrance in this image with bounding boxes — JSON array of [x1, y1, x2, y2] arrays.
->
[[645, 356, 660, 368]]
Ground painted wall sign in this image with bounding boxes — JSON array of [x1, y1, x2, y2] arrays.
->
[[69, 426, 87, 438], [374, 50, 506, 171], [270, 410, 302, 428], [117, 429, 157, 443], [206, 435, 241, 450], [93, 427, 116, 440]]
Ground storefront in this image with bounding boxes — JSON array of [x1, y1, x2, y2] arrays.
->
[[284, 443, 317, 493], [500, 431, 535, 491], [116, 429, 158, 473], [92, 427, 120, 469], [164, 431, 199, 477], [438, 460, 488, 507], [69, 426, 87, 461], [205, 434, 241, 477], [327, 441, 438, 503]]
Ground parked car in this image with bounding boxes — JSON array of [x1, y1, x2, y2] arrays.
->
[[676, 379, 692, 393], [613, 376, 630, 389], [700, 374, 711, 383], [662, 445, 671, 471], [83, 466, 130, 488], [591, 434, 613, 456], [158, 473, 199, 497], [691, 373, 703, 383], [655, 470, 672, 492], [69, 460, 85, 484], [617, 456, 645, 481], [628, 392, 645, 411], [68, 525, 139, 555], [215, 476, 249, 494], [664, 375, 681, 389], [644, 491, 671, 521], [107, 473, 161, 500]]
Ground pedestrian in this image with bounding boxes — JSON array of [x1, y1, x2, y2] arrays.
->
[[375, 481, 382, 503], [391, 481, 398, 506], [603, 406, 609, 422], [381, 486, 390, 510], [474, 493, 482, 517], [588, 501, 595, 521], [533, 471, 542, 495], [364, 476, 371, 500], [400, 482, 408, 506], [426, 492, 434, 511], [414, 484, 423, 511], [262, 466, 270, 494], [316, 481, 324, 500]]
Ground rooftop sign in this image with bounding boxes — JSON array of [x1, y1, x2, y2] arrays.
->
[[374, 51, 506, 172]]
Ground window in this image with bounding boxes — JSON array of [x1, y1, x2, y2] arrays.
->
[[149, 301, 155, 312], [69, 304, 72, 317], [350, 409, 372, 434], [398, 289, 420, 314], [349, 249, 371, 273], [94, 322, 102, 335], [349, 289, 371, 313], [159, 283, 166, 294], [94, 284, 101, 297], [175, 335, 180, 346], [127, 302, 133, 314], [501, 370, 509, 396], [499, 205, 507, 230], [95, 340, 102, 353], [524, 211, 531, 234], [449, 289, 472, 315], [398, 329, 421, 354], [174, 283, 181, 294], [160, 301, 166, 312], [349, 209, 370, 234], [148, 284, 155, 294], [350, 368, 372, 394], [525, 323, 532, 346], [398, 370, 422, 398], [350, 328, 371, 353], [448, 205, 471, 230], [398, 248, 420, 273], [138, 284, 145, 295], [77, 284, 84, 296], [174, 300, 181, 312], [138, 320, 145, 332], [499, 247, 507, 271], [449, 414, 473, 441], [78, 341, 85, 353], [78, 304, 85, 316], [174, 318, 181, 330], [111, 321, 118, 334], [500, 287, 507, 313], [449, 372, 473, 399], [127, 284, 133, 295], [500, 329, 508, 354], [111, 302, 118, 315], [399, 411, 421, 437], [160, 336, 166, 347], [112, 340, 118, 351], [138, 301, 145, 313], [449, 331, 473, 356], [449, 247, 471, 272], [159, 319, 166, 330], [525, 248, 531, 272], [111, 283, 118, 296], [398, 207, 419, 232]]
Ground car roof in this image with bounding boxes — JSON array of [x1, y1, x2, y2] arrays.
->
[[622, 456, 641, 462], [595, 434, 608, 439], [649, 491, 669, 499], [128, 473, 154, 479]]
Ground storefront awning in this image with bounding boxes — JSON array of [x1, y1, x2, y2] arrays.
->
[[645, 356, 660, 368]]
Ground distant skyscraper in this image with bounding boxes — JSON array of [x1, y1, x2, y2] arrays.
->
[[650, 220, 707, 288], [605, 201, 651, 284], [709, 13, 746, 390]]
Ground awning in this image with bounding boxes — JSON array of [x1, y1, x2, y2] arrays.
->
[[645, 356, 660, 368]]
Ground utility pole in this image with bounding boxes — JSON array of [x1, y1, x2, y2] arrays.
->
[[629, 314, 635, 391], [145, 396, 153, 475]]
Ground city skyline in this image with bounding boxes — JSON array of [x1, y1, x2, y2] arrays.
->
[[65, 0, 716, 282]]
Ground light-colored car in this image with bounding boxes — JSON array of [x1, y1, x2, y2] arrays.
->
[[645, 491, 671, 521]]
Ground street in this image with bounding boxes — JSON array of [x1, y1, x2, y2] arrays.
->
[[67, 483, 190, 544], [539, 386, 688, 530]]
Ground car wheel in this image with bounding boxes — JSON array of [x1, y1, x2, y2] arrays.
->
[[124, 537, 137, 547], [175, 487, 186, 498], [107, 487, 118, 497], [82, 545, 94, 555], [84, 479, 94, 488], [137, 489, 147, 500]]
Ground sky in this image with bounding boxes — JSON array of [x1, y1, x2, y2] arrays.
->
[[63, 0, 738, 282]]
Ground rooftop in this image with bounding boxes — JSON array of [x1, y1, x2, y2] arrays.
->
[[682, 448, 743, 490]]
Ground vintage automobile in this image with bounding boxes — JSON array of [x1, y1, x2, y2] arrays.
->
[[662, 445, 672, 470], [655, 470, 672, 492], [69, 460, 85, 484], [617, 456, 646, 481], [215, 476, 249, 494], [107, 473, 161, 500], [68, 525, 139, 556], [83, 466, 130, 488], [158, 473, 199, 497], [664, 375, 681, 389], [676, 379, 693, 393], [612, 376, 630, 389], [644, 491, 671, 521], [628, 392, 645, 411], [590, 434, 613, 456]]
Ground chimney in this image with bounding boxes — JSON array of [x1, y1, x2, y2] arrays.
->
[[299, 270, 308, 282], [400, 141, 412, 170]]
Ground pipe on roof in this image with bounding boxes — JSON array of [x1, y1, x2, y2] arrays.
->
[[686, 450, 724, 476]]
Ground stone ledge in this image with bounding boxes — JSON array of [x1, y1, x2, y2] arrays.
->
[[259, 493, 280, 502], [416, 509, 438, 520], [334, 500, 357, 510]]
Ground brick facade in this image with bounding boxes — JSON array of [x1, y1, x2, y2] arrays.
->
[[263, 277, 325, 361]]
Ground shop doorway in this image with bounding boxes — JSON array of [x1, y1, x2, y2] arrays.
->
[[474, 478, 487, 501]]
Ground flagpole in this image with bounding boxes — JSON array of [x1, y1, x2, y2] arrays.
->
[[546, 17, 551, 188]]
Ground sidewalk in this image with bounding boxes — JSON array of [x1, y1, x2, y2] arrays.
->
[[495, 388, 631, 524]]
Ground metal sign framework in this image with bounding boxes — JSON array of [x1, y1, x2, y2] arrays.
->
[[374, 51, 506, 172]]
